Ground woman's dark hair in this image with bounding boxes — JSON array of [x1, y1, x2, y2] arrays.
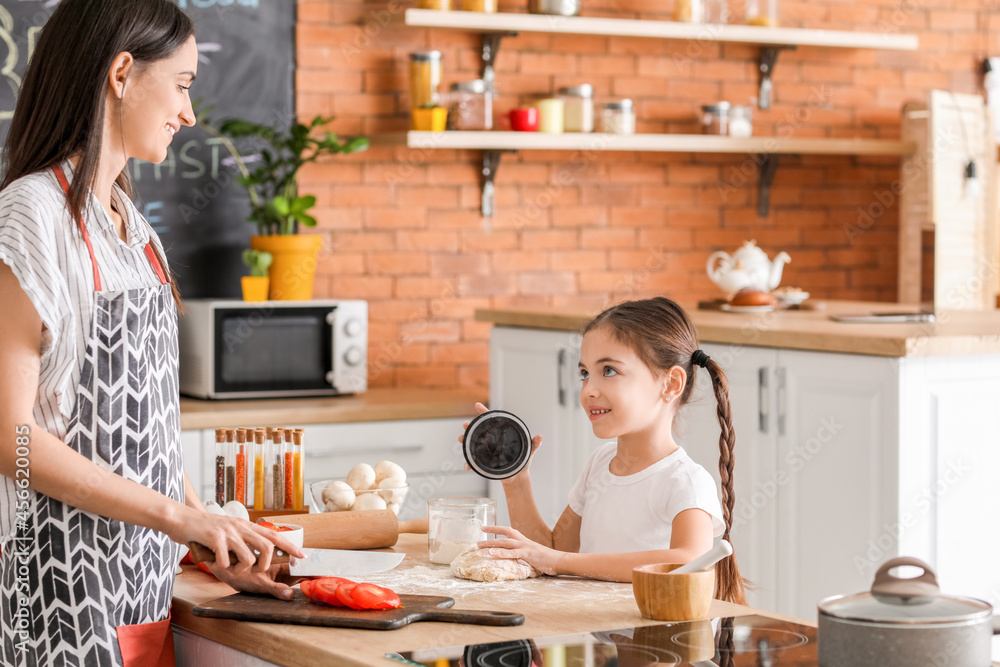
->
[[582, 296, 748, 605], [1, 0, 194, 306]]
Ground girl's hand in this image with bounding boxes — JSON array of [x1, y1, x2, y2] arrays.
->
[[205, 560, 298, 601], [166, 505, 305, 575], [477, 525, 562, 576], [457, 403, 543, 484]]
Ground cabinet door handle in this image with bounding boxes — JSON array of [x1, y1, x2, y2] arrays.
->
[[776, 367, 787, 437], [557, 348, 567, 407], [304, 444, 423, 460], [758, 367, 769, 434]]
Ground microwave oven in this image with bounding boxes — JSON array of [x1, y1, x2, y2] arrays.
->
[[178, 299, 368, 399]]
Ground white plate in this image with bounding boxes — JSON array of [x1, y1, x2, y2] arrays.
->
[[720, 303, 774, 313], [773, 291, 810, 305]]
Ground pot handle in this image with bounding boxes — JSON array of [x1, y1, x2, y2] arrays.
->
[[871, 557, 940, 603]]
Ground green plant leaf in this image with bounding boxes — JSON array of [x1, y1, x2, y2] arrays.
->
[[343, 136, 370, 154], [296, 213, 318, 228], [290, 195, 317, 214], [272, 195, 292, 216]]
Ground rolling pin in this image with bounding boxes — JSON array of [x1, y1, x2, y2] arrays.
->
[[266, 509, 428, 550]]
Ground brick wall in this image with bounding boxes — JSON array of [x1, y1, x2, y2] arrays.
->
[[296, 0, 992, 390]]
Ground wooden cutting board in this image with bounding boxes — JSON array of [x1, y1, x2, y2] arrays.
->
[[193, 591, 524, 631]]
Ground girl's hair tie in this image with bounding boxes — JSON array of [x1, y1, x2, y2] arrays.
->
[[691, 349, 711, 368]]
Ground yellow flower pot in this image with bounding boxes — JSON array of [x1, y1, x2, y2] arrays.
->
[[412, 107, 448, 132], [241, 276, 270, 302], [250, 234, 322, 301]]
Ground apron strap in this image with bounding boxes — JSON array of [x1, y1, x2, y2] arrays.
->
[[52, 165, 102, 292], [52, 165, 169, 289]]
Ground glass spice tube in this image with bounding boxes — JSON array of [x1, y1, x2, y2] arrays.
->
[[254, 429, 265, 510], [224, 429, 236, 504], [235, 428, 247, 506], [271, 430, 284, 511], [283, 430, 294, 510], [292, 429, 305, 511], [214, 429, 226, 505]]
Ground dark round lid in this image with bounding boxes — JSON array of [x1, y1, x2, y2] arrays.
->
[[463, 640, 533, 667], [463, 410, 531, 480]]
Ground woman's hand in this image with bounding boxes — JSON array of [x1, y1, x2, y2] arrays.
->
[[477, 525, 563, 576], [165, 505, 305, 575], [205, 560, 299, 601], [457, 402, 543, 486]]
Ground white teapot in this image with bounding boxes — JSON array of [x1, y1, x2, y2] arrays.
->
[[706, 240, 791, 296]]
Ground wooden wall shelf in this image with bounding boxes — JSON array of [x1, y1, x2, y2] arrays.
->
[[374, 131, 916, 217], [394, 9, 919, 51]]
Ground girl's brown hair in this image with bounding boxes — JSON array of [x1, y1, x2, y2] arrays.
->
[[582, 296, 748, 605], [1, 0, 193, 308]]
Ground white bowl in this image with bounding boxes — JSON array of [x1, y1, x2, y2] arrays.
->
[[309, 479, 409, 516], [273, 522, 304, 550]]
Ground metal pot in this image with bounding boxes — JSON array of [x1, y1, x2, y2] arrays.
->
[[527, 0, 581, 16], [818, 557, 1000, 667]]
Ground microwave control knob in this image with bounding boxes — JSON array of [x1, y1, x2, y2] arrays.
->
[[343, 318, 363, 337], [325, 371, 336, 386], [343, 346, 364, 367], [326, 312, 337, 326]]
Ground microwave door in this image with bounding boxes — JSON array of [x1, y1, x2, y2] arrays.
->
[[213, 308, 335, 397]]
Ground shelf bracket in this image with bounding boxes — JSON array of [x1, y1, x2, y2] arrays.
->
[[481, 32, 518, 95], [758, 46, 795, 110], [481, 149, 517, 219], [757, 154, 780, 217]]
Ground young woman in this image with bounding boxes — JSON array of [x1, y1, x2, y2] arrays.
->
[[0, 2, 303, 665], [466, 297, 747, 604]]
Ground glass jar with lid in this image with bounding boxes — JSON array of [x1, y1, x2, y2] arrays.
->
[[600, 99, 635, 135], [447, 79, 492, 131], [427, 497, 497, 565], [558, 84, 594, 133], [463, 0, 497, 12], [701, 102, 753, 137], [409, 51, 442, 111]]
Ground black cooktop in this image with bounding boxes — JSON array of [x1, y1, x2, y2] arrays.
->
[[388, 614, 817, 666]]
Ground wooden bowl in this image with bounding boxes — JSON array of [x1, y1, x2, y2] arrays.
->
[[632, 563, 715, 621]]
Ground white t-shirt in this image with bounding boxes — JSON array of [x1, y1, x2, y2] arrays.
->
[[567, 441, 725, 554], [0, 162, 167, 542]]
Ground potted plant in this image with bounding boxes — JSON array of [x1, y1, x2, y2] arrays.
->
[[206, 114, 368, 300], [241, 249, 272, 302], [412, 102, 448, 132]]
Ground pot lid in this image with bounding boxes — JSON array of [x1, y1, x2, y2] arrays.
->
[[819, 557, 993, 625]]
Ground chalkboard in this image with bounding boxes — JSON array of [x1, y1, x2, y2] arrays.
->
[[0, 0, 296, 299]]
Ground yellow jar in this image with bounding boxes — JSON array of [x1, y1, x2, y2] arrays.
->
[[409, 51, 442, 110], [419, 0, 451, 8], [463, 0, 497, 13]]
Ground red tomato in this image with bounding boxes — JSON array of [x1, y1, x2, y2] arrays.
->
[[256, 520, 277, 531], [351, 583, 402, 610], [300, 579, 317, 600], [313, 577, 354, 607], [334, 582, 366, 610]]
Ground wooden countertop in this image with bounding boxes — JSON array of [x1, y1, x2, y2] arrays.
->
[[179, 388, 485, 431], [476, 301, 1000, 357], [170, 534, 812, 666]]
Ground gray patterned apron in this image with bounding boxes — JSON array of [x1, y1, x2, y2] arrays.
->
[[0, 166, 183, 666]]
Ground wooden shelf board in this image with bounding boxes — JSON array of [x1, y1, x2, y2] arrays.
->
[[372, 131, 916, 156], [395, 8, 918, 50]]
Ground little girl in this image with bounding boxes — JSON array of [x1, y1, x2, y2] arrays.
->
[[467, 296, 746, 604]]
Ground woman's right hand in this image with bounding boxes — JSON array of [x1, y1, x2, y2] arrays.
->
[[457, 402, 543, 485], [165, 504, 305, 575]]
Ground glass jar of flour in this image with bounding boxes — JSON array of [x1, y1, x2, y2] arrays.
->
[[427, 497, 497, 565]]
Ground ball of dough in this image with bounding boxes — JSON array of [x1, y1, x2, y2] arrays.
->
[[353, 492, 387, 511], [388, 502, 401, 516], [322, 480, 355, 511], [377, 477, 406, 503], [345, 463, 376, 491], [222, 501, 250, 522], [374, 460, 406, 485], [451, 546, 543, 582]]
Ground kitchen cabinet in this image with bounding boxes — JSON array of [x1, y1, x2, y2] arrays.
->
[[180, 417, 486, 521], [487, 324, 1000, 650], [487, 326, 607, 526]]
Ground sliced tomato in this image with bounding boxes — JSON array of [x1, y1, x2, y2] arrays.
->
[[256, 520, 277, 531], [351, 583, 402, 610], [313, 577, 354, 607], [196, 562, 214, 576], [300, 579, 317, 600], [334, 582, 367, 610]]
